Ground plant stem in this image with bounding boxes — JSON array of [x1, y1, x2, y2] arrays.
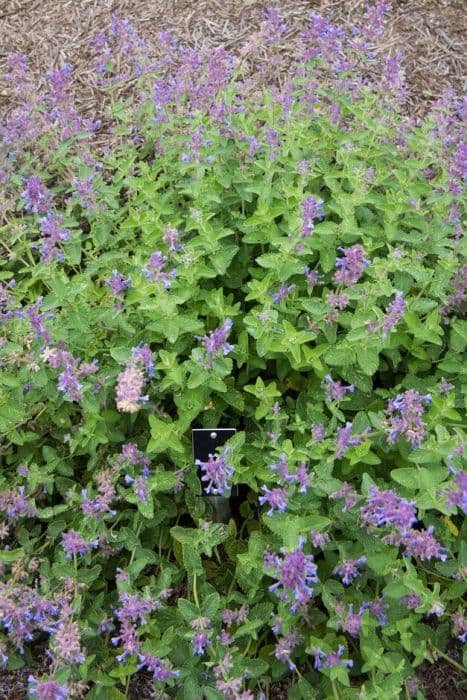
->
[[193, 572, 200, 609], [430, 645, 466, 674], [331, 679, 340, 700], [128, 521, 143, 567]]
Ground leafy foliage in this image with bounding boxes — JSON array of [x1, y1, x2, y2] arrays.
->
[[0, 5, 465, 699]]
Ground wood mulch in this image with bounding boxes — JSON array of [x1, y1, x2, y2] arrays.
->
[[0, 0, 466, 117]]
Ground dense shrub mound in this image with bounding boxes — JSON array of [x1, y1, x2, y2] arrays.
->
[[0, 5, 465, 699]]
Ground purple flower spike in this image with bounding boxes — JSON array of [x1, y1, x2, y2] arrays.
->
[[105, 270, 131, 300], [385, 389, 431, 449], [28, 676, 69, 700], [195, 446, 234, 495], [22, 176, 53, 214], [323, 375, 354, 401], [61, 530, 99, 559], [333, 245, 370, 287], [270, 283, 296, 303], [195, 318, 234, 364], [137, 653, 179, 681], [143, 251, 177, 288], [380, 291, 406, 337], [313, 644, 353, 670], [330, 482, 359, 512], [333, 556, 367, 585], [115, 364, 146, 413], [37, 213, 70, 263], [259, 486, 288, 516], [264, 540, 318, 612], [300, 195, 324, 237], [131, 343, 155, 378], [359, 487, 417, 534], [402, 526, 448, 561], [335, 422, 369, 459]]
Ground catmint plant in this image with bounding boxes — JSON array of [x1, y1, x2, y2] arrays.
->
[[0, 3, 465, 698]]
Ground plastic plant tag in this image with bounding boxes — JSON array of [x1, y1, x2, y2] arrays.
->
[[192, 428, 238, 521]]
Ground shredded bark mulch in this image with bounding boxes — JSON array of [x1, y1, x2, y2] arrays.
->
[[0, 0, 466, 117]]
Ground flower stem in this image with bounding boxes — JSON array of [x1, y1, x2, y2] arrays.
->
[[193, 572, 200, 609], [331, 679, 340, 700], [430, 645, 466, 674]]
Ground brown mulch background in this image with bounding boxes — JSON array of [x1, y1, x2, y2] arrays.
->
[[0, 0, 466, 118], [0, 0, 466, 698]]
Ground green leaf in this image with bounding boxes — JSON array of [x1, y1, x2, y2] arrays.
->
[[0, 548, 24, 562], [357, 346, 380, 375], [178, 598, 199, 622]]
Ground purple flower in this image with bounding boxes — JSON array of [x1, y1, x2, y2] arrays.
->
[[191, 617, 212, 656], [310, 530, 330, 548], [259, 486, 288, 516], [439, 379, 454, 394], [441, 265, 467, 318], [400, 593, 421, 610], [270, 283, 296, 303], [192, 630, 211, 655], [359, 487, 417, 534], [311, 423, 325, 442], [221, 603, 249, 627], [61, 531, 99, 559], [337, 603, 364, 637], [115, 364, 147, 413], [401, 526, 448, 561], [296, 462, 310, 493], [43, 346, 98, 402], [385, 390, 431, 449], [451, 611, 467, 644], [323, 375, 354, 401], [105, 270, 131, 300], [273, 629, 301, 670], [36, 213, 70, 262], [23, 297, 53, 344], [269, 453, 294, 484], [51, 616, 84, 663], [112, 592, 160, 662], [137, 653, 179, 681], [313, 644, 353, 670], [195, 446, 234, 495], [264, 539, 318, 611], [330, 482, 359, 512], [445, 467, 467, 513], [22, 176, 53, 214], [365, 597, 389, 626], [118, 443, 150, 467], [28, 676, 69, 700], [131, 342, 155, 378], [300, 195, 324, 237], [162, 225, 184, 254], [0, 485, 36, 519], [195, 318, 234, 363], [335, 422, 369, 459], [377, 291, 406, 337], [327, 291, 349, 309], [115, 592, 159, 625], [70, 176, 99, 212], [304, 266, 320, 286], [143, 251, 177, 288], [57, 365, 84, 402], [333, 556, 367, 585], [333, 245, 370, 287], [217, 629, 233, 645]]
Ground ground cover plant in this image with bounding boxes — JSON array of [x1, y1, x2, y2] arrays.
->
[[0, 3, 466, 698]]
